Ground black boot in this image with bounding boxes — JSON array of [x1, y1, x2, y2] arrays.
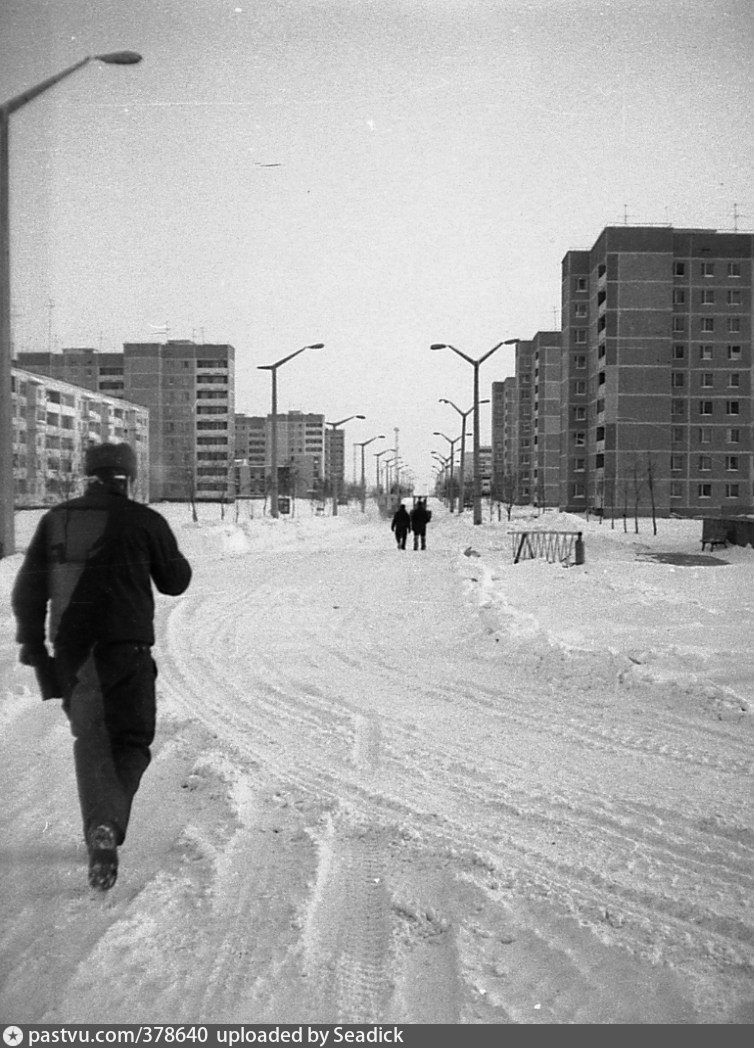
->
[[87, 823, 119, 890]]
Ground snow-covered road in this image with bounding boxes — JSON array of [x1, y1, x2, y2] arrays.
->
[[1, 501, 752, 1024]]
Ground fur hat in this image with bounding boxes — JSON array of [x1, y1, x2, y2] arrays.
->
[[85, 442, 137, 479]]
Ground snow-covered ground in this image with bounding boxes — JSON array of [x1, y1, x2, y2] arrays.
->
[[1, 499, 752, 1025]]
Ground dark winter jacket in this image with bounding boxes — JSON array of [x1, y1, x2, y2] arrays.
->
[[12, 484, 192, 650], [391, 506, 411, 534], [409, 503, 431, 534]]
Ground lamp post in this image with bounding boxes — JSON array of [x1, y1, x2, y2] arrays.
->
[[258, 343, 324, 518], [374, 446, 395, 496], [440, 397, 488, 514], [431, 339, 519, 524], [355, 434, 385, 512], [433, 430, 466, 515], [0, 50, 142, 559], [431, 451, 450, 507], [384, 456, 401, 503], [326, 414, 365, 515]]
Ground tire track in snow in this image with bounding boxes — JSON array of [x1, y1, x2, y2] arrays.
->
[[153, 541, 753, 1018], [300, 810, 395, 1024]]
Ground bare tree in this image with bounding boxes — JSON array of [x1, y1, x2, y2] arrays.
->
[[646, 452, 658, 536], [498, 469, 521, 522], [631, 458, 645, 534]]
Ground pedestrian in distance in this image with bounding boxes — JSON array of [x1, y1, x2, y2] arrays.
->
[[11, 442, 192, 891], [409, 497, 432, 550], [391, 503, 411, 550]]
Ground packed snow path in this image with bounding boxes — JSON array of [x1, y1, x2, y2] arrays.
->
[[1, 503, 752, 1024]]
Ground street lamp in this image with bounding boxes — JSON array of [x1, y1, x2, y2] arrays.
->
[[257, 343, 324, 518], [374, 446, 396, 496], [440, 397, 488, 514], [326, 414, 365, 515], [433, 431, 465, 514], [431, 339, 519, 525], [355, 434, 385, 512], [1, 50, 143, 558]]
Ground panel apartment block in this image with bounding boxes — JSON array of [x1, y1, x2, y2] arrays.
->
[[235, 410, 325, 498], [18, 340, 235, 502], [531, 330, 562, 509], [11, 367, 149, 506], [561, 227, 752, 517]]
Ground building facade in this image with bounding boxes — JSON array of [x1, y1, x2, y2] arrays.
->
[[11, 367, 149, 506], [560, 227, 752, 517], [16, 340, 235, 502], [234, 410, 326, 498]]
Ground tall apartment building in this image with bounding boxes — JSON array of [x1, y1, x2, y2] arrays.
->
[[325, 427, 346, 492], [560, 227, 752, 517], [531, 331, 562, 508], [491, 333, 561, 507], [17, 340, 235, 502], [11, 367, 149, 506], [234, 410, 325, 497]]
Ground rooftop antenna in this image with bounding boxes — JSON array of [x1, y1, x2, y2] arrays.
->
[[733, 203, 739, 232], [47, 298, 55, 352]]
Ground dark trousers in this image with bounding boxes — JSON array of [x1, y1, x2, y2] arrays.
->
[[413, 530, 426, 550], [394, 528, 408, 549], [56, 643, 157, 846]]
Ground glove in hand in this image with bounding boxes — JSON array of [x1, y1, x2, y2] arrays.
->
[[19, 643, 48, 667]]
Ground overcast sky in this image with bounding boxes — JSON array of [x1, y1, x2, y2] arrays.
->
[[2, 0, 752, 486]]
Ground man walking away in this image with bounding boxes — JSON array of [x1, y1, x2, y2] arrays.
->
[[12, 442, 192, 891], [409, 498, 431, 550], [391, 503, 411, 550]]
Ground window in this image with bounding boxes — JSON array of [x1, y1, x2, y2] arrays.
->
[[574, 458, 586, 472], [596, 426, 605, 441], [726, 401, 740, 415], [728, 262, 741, 278], [727, 290, 742, 305], [698, 455, 712, 472], [727, 317, 741, 333], [670, 481, 683, 498], [727, 345, 741, 360], [670, 454, 684, 472], [673, 289, 686, 305], [574, 329, 587, 344], [672, 373, 685, 388], [701, 373, 714, 388], [575, 380, 587, 395], [574, 303, 587, 317], [699, 400, 713, 415], [701, 262, 715, 277], [729, 373, 740, 388], [672, 427, 685, 443], [575, 355, 587, 369], [701, 318, 714, 333], [725, 455, 739, 471], [671, 399, 685, 416], [574, 406, 587, 421], [700, 344, 713, 360], [573, 432, 586, 446], [576, 277, 587, 292], [673, 316, 686, 332], [698, 483, 712, 498], [725, 484, 740, 499], [673, 344, 685, 359], [673, 261, 686, 276], [698, 427, 711, 444], [700, 289, 715, 305], [726, 428, 740, 443]]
